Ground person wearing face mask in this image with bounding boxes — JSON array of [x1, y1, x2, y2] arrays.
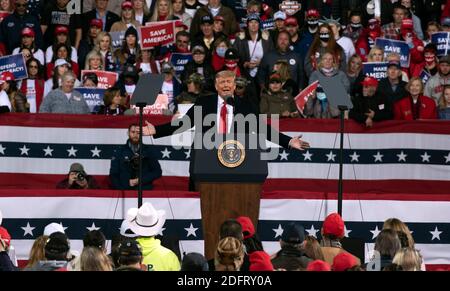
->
[[212, 37, 231, 71], [221, 48, 248, 80], [323, 16, 356, 66], [342, 11, 364, 45], [399, 18, 425, 78], [355, 18, 382, 62], [304, 23, 346, 79], [415, 44, 438, 81], [298, 9, 321, 65], [424, 56, 450, 104], [304, 52, 350, 119]]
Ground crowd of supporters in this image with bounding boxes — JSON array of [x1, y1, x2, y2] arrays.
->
[[0, 206, 426, 271], [0, 0, 448, 122]]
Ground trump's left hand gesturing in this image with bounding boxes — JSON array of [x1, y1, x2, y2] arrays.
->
[[288, 135, 310, 150]]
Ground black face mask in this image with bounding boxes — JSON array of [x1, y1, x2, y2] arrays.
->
[[307, 20, 319, 27], [350, 22, 362, 29], [319, 33, 330, 42]]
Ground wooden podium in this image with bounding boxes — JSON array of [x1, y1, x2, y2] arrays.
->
[[196, 182, 262, 260], [191, 135, 268, 260]]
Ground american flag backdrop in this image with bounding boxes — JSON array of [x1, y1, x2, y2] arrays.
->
[[0, 113, 450, 270]]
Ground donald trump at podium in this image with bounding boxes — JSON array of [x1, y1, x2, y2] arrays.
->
[[143, 70, 310, 151]]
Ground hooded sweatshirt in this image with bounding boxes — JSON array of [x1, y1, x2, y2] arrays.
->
[[136, 237, 180, 271]]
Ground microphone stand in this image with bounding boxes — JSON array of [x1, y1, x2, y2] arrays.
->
[[337, 105, 348, 216], [137, 102, 146, 207]]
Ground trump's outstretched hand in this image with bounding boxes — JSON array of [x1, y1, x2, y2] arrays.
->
[[289, 135, 310, 151], [143, 121, 156, 136]]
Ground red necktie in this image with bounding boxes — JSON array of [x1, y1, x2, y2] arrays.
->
[[219, 101, 227, 134]]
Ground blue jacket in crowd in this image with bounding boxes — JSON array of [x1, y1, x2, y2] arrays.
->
[[0, 12, 43, 53]]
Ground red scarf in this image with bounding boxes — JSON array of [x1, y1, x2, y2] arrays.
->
[[20, 78, 44, 110], [212, 52, 225, 71], [159, 14, 167, 21]]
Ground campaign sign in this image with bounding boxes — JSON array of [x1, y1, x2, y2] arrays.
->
[[75, 87, 106, 113], [81, 70, 118, 89], [140, 21, 175, 49], [363, 62, 388, 80], [131, 94, 168, 115], [0, 11, 11, 23], [431, 32, 450, 57], [420, 70, 431, 85], [279, 1, 301, 16], [0, 54, 28, 80], [110, 31, 125, 50], [375, 38, 410, 68], [170, 53, 192, 76], [262, 19, 275, 30]]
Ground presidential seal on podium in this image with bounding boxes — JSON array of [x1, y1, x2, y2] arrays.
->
[[217, 140, 246, 168]]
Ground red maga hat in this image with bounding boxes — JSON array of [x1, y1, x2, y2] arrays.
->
[[55, 25, 69, 35], [361, 76, 379, 87], [236, 216, 255, 239]]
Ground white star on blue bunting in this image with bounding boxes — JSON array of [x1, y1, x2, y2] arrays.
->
[[43, 146, 54, 157]]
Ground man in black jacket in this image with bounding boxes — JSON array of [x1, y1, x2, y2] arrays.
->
[[349, 76, 393, 128], [376, 60, 409, 104], [271, 222, 312, 271], [110, 124, 162, 190]]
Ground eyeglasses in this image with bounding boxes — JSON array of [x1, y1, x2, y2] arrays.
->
[[16, 3, 27, 7], [177, 40, 189, 43], [29, 65, 38, 68], [270, 80, 281, 84]]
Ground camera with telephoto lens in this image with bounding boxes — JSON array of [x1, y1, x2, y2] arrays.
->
[[76, 172, 86, 181]]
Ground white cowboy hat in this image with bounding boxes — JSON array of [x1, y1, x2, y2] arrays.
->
[[120, 219, 139, 238], [126, 203, 166, 237]]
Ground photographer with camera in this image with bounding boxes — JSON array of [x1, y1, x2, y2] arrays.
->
[[56, 163, 99, 189], [109, 124, 162, 190]]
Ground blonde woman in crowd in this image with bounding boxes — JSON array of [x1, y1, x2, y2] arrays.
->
[[392, 248, 423, 271], [150, 0, 175, 22], [84, 50, 104, 71], [367, 46, 384, 63], [24, 235, 48, 269], [110, 1, 141, 32], [80, 247, 114, 271], [95, 32, 117, 72]]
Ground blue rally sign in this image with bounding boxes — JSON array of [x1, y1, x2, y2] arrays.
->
[[431, 32, 450, 57], [375, 38, 410, 68], [363, 62, 388, 80], [75, 87, 106, 113], [170, 53, 193, 76], [0, 54, 28, 80]]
